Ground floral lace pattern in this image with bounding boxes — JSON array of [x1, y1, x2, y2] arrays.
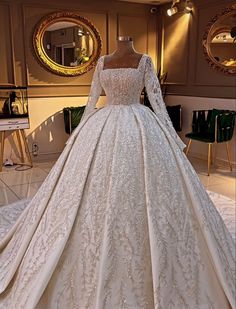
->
[[0, 55, 235, 309]]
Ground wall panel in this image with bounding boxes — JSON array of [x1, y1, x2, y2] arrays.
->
[[158, 0, 236, 99], [118, 15, 148, 54], [162, 13, 189, 85], [0, 3, 14, 85], [194, 3, 236, 87], [23, 6, 108, 88], [0, 0, 153, 160]]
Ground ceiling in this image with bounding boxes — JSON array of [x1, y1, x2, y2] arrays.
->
[[117, 0, 172, 5]]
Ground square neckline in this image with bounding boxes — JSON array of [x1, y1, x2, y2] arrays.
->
[[101, 54, 146, 71]]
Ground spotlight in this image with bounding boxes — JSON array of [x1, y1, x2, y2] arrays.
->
[[184, 1, 193, 13], [167, 0, 180, 17], [78, 29, 85, 36], [167, 6, 178, 16]]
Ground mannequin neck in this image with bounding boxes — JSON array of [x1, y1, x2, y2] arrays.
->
[[114, 40, 136, 57]]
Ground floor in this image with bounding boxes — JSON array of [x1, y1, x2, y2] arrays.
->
[[0, 156, 235, 207]]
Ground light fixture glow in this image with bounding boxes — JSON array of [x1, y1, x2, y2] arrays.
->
[[167, 6, 178, 16], [78, 28, 85, 36], [184, 1, 193, 13], [167, 0, 180, 17]]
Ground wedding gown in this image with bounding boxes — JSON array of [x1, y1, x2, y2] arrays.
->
[[0, 54, 235, 309]]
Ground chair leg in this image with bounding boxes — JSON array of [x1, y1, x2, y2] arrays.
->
[[210, 144, 214, 165], [185, 139, 192, 155], [214, 144, 217, 167], [16, 130, 25, 164], [207, 143, 212, 176], [225, 142, 232, 171], [20, 130, 33, 167]]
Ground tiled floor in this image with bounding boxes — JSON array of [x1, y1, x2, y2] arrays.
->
[[0, 156, 235, 207]]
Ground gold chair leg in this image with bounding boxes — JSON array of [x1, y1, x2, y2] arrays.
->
[[214, 144, 217, 167], [185, 139, 192, 156], [210, 144, 214, 165], [0, 131, 5, 172], [225, 142, 232, 171], [207, 143, 212, 176]]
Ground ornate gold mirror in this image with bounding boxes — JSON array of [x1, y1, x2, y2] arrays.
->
[[203, 4, 236, 75], [33, 12, 102, 76]]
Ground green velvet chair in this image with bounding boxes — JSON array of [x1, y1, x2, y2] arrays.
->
[[185, 109, 236, 176], [63, 106, 85, 134]]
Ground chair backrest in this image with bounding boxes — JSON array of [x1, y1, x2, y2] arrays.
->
[[63, 106, 85, 134], [192, 110, 209, 133], [191, 109, 236, 142], [207, 109, 223, 135], [166, 105, 182, 132], [216, 111, 236, 143]]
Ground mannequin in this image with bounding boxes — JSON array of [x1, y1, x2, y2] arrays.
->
[[103, 36, 143, 69]]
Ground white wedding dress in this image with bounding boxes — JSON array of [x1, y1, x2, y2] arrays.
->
[[0, 55, 235, 309]]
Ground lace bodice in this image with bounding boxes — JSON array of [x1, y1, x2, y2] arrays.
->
[[82, 54, 186, 151], [100, 56, 146, 106]]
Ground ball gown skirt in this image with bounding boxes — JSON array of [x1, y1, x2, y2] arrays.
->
[[0, 55, 235, 309]]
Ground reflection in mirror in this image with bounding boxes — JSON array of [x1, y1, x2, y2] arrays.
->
[[43, 22, 94, 67], [33, 12, 102, 76], [203, 5, 236, 74]]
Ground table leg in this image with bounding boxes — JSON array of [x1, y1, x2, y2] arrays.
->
[[16, 130, 25, 163], [0, 131, 5, 172], [20, 130, 32, 167]]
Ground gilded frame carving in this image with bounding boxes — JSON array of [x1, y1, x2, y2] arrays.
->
[[33, 11, 102, 76], [202, 4, 236, 75]]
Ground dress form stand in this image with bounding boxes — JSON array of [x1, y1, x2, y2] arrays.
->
[[103, 36, 143, 69]]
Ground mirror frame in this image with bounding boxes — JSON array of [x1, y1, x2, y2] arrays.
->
[[202, 4, 236, 75], [33, 11, 102, 76]]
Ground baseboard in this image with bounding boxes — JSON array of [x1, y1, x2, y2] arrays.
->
[[188, 151, 236, 170], [32, 150, 236, 170], [31, 152, 61, 163]]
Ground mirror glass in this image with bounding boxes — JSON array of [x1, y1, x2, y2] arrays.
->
[[203, 5, 236, 74], [33, 12, 102, 76], [43, 22, 94, 67]]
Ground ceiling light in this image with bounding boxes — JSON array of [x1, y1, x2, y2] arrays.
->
[[78, 29, 85, 36], [167, 0, 180, 17], [167, 6, 178, 16], [184, 1, 193, 13]]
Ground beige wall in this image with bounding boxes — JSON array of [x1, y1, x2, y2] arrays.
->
[[161, 0, 236, 166], [0, 0, 157, 96], [0, 0, 157, 161], [1, 0, 235, 164], [158, 0, 236, 99]]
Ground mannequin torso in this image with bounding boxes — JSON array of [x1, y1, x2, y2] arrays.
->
[[103, 36, 143, 70]]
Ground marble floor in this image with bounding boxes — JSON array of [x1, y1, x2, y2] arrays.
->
[[0, 156, 235, 207]]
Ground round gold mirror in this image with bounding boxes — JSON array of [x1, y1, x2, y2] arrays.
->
[[202, 4, 236, 75], [33, 12, 102, 76]]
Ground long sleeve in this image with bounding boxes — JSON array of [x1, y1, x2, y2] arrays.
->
[[81, 56, 103, 121], [144, 56, 186, 151]]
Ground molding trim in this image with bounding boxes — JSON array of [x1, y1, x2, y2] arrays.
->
[[188, 152, 236, 170], [0, 2, 15, 85], [27, 83, 92, 87], [165, 91, 236, 99], [9, 2, 16, 85]]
